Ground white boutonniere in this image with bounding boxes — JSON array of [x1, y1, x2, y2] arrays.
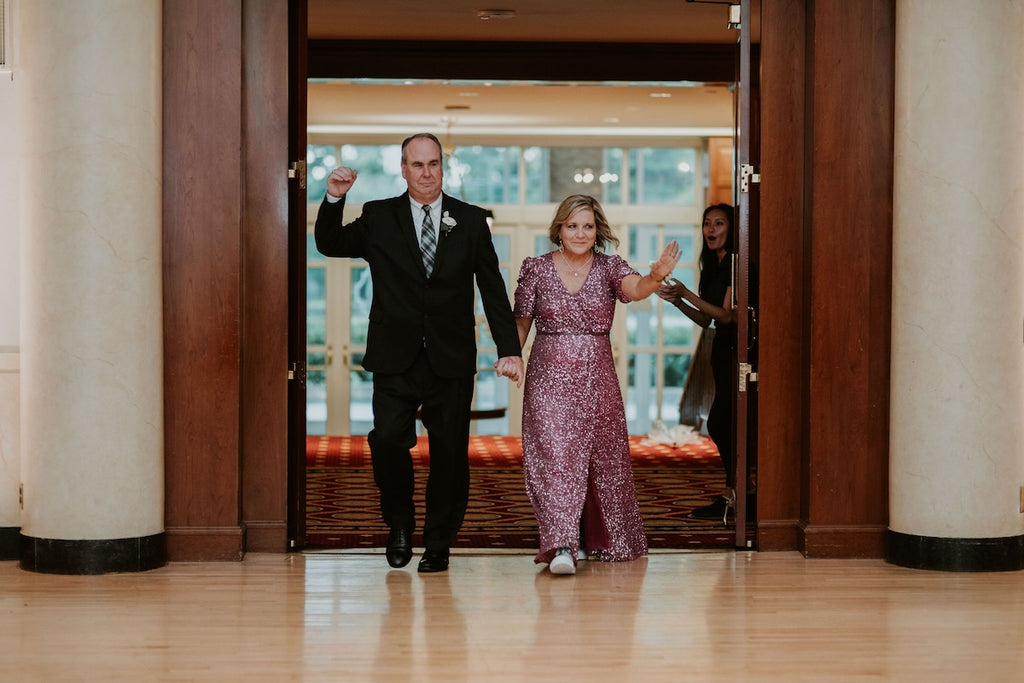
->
[[440, 211, 457, 236]]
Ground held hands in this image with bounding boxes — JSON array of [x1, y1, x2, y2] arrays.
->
[[494, 356, 524, 388], [326, 166, 358, 198]]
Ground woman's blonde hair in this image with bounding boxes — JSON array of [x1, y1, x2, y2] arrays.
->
[[547, 194, 619, 252]]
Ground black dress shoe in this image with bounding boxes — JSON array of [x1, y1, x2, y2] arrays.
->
[[385, 528, 413, 568], [417, 548, 450, 573]]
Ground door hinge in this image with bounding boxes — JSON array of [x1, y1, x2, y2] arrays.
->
[[288, 362, 305, 383], [738, 362, 758, 392], [740, 163, 760, 193], [728, 4, 741, 29], [288, 160, 307, 190]]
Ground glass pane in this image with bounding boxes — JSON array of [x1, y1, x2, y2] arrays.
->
[[661, 299, 696, 346], [625, 297, 657, 346], [475, 268, 511, 317], [306, 145, 338, 204], [534, 234, 552, 256], [675, 268, 695, 289], [664, 352, 692, 388], [477, 317, 495, 347], [524, 147, 550, 204], [626, 352, 657, 436], [628, 224, 660, 263], [628, 148, 697, 205], [306, 368, 326, 436], [664, 223, 696, 264], [661, 353, 691, 426], [350, 267, 372, 346], [602, 148, 624, 204], [306, 233, 324, 262], [549, 147, 605, 205], [473, 361, 509, 436], [627, 224, 694, 284], [307, 267, 326, 345], [339, 144, 406, 204], [350, 353, 373, 436], [447, 146, 519, 204], [491, 234, 510, 262]]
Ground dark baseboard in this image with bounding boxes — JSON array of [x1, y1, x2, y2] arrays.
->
[[0, 527, 19, 560], [886, 530, 1024, 572], [244, 520, 288, 553], [164, 525, 244, 561], [19, 533, 166, 574], [800, 523, 887, 558]]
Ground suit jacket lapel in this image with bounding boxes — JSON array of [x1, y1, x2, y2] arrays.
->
[[433, 195, 455, 274], [395, 192, 428, 278]]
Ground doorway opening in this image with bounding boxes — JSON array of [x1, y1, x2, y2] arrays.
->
[[294, 37, 756, 551]]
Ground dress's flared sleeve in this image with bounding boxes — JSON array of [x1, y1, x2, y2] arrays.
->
[[513, 256, 540, 318], [606, 253, 639, 303]]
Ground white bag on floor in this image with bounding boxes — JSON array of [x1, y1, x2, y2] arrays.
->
[[642, 420, 701, 448]]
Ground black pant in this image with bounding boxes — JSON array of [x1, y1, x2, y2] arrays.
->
[[707, 341, 736, 489], [367, 348, 474, 551]]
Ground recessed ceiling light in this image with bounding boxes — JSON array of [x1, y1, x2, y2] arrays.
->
[[650, 92, 672, 98], [477, 9, 516, 20]]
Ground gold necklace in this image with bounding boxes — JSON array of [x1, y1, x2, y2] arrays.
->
[[559, 250, 593, 278]]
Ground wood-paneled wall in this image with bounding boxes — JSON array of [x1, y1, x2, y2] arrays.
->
[[163, 0, 289, 560], [241, 1, 291, 553], [758, 0, 808, 552], [758, 0, 894, 557]]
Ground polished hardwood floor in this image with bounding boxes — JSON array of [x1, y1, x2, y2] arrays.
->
[[3, 549, 1023, 681]]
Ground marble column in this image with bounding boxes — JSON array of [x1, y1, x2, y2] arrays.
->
[[888, 0, 1024, 570], [18, 0, 164, 573], [0, 34, 21, 560]]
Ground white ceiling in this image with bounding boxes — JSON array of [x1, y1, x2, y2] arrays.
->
[[306, 1, 756, 142]]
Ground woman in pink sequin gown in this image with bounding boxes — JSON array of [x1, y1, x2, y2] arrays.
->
[[514, 195, 680, 574]]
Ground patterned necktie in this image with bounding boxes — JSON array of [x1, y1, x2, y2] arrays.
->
[[420, 205, 436, 276]]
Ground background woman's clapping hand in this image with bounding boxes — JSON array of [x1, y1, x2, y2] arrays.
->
[[657, 278, 688, 305]]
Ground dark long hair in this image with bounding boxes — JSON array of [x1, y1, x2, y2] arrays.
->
[[698, 203, 735, 299]]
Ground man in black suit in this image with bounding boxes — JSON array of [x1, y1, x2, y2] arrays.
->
[[315, 133, 524, 573]]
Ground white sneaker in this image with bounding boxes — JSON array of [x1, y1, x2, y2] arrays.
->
[[549, 548, 576, 575]]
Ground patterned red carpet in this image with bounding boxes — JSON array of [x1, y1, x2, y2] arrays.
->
[[305, 435, 738, 550]]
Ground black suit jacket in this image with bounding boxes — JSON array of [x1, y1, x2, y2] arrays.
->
[[314, 192, 521, 377]]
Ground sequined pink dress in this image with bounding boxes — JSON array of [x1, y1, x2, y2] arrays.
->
[[514, 252, 649, 566]]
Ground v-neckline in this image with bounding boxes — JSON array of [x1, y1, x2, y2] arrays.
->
[[551, 252, 593, 296]]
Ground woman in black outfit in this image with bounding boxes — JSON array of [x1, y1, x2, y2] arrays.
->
[[658, 204, 737, 522]]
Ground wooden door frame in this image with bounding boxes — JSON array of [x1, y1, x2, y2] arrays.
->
[[732, 0, 759, 549], [287, 0, 309, 549]]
